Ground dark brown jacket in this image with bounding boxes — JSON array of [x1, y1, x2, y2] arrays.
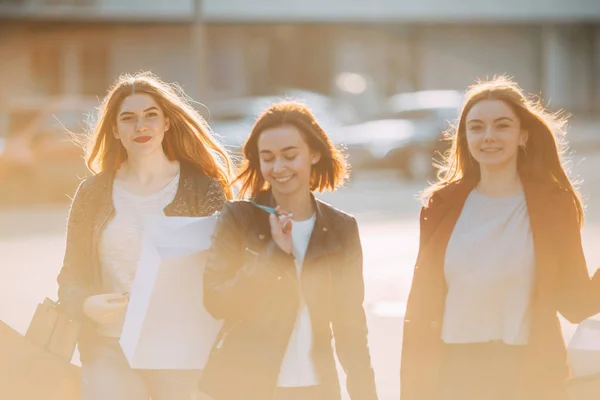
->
[[401, 172, 600, 400], [199, 190, 378, 400], [56, 163, 227, 362]]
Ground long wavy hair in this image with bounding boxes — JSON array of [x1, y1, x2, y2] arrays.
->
[[424, 76, 583, 225], [85, 71, 234, 199], [234, 101, 349, 198]]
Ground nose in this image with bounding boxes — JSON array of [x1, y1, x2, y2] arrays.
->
[[483, 126, 495, 141], [273, 158, 285, 173], [135, 118, 146, 132]]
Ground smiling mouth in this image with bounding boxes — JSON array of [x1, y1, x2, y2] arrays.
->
[[133, 136, 152, 143], [481, 148, 502, 153], [274, 175, 293, 183]]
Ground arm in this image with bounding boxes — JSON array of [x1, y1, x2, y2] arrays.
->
[[556, 191, 600, 323], [331, 218, 378, 400], [203, 202, 292, 321], [56, 180, 95, 320]]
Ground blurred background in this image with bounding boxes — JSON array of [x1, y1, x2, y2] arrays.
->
[[0, 1, 599, 398]]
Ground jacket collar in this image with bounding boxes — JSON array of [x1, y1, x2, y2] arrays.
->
[[433, 170, 562, 210], [93, 161, 202, 217], [252, 189, 342, 263]]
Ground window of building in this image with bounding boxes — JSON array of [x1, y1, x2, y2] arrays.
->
[[81, 44, 109, 97], [31, 45, 62, 96]]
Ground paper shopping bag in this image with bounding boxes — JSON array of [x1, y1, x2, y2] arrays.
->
[[25, 298, 80, 362], [568, 318, 600, 378], [120, 215, 223, 370], [0, 319, 80, 400]]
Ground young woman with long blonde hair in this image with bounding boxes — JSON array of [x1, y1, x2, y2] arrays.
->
[[401, 77, 600, 400], [56, 71, 233, 400]]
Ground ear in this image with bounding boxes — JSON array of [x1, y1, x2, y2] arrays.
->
[[310, 151, 322, 165], [113, 126, 120, 139], [164, 117, 170, 132], [520, 130, 529, 146]]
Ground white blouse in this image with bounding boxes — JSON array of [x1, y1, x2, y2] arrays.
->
[[442, 189, 536, 345], [96, 174, 179, 337]]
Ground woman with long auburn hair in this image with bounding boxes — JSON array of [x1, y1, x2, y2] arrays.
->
[[401, 76, 600, 400], [56, 71, 233, 400], [199, 101, 378, 400]]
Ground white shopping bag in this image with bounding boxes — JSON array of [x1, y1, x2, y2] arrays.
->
[[120, 215, 222, 370], [567, 318, 600, 378]]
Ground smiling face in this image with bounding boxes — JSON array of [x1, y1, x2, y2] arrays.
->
[[465, 99, 528, 172], [114, 93, 170, 161], [257, 124, 320, 198]]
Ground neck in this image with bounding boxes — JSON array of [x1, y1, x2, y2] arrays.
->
[[477, 162, 522, 197], [122, 150, 175, 184], [272, 190, 315, 221]]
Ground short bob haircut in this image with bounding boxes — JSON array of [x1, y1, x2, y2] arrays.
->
[[234, 101, 348, 198]]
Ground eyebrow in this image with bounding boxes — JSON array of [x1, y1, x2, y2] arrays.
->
[[467, 117, 514, 124], [119, 107, 159, 117], [259, 146, 298, 154]]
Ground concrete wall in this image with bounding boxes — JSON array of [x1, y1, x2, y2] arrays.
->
[[542, 26, 596, 112], [0, 25, 201, 107], [416, 26, 541, 93], [108, 26, 202, 100]]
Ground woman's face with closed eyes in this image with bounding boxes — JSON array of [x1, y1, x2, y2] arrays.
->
[[257, 124, 320, 197], [465, 99, 528, 171]]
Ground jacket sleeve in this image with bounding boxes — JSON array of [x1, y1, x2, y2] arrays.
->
[[56, 179, 95, 320], [331, 217, 378, 400], [556, 190, 600, 323], [203, 202, 291, 321]]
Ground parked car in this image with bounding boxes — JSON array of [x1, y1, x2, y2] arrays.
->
[[383, 90, 463, 179], [0, 97, 97, 205], [335, 90, 463, 180]]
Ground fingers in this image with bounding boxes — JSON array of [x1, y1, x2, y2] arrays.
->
[[101, 293, 129, 302], [270, 213, 293, 235]]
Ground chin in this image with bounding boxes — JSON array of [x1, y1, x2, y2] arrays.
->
[[271, 184, 299, 196], [478, 157, 515, 170], [269, 178, 304, 196]]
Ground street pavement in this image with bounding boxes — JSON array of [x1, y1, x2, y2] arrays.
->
[[3, 152, 600, 399]]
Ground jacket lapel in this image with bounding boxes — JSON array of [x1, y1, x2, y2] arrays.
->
[[303, 199, 342, 265], [249, 190, 342, 266], [521, 176, 561, 303]]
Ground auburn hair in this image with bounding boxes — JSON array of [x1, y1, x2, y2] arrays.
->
[[425, 76, 583, 225], [234, 101, 348, 198], [85, 71, 234, 199]]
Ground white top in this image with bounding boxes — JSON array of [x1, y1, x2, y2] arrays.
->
[[442, 189, 536, 345], [277, 214, 319, 387], [97, 173, 179, 337]]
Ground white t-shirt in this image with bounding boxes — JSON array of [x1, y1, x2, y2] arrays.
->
[[96, 173, 179, 337], [277, 214, 319, 387], [442, 189, 535, 345]]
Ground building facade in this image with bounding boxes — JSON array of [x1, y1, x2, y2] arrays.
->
[[201, 0, 600, 113], [0, 0, 599, 114], [0, 0, 204, 111]]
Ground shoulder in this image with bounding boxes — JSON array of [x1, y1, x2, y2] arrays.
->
[[217, 199, 257, 223], [315, 198, 357, 230], [179, 162, 227, 199], [71, 171, 110, 202], [523, 174, 578, 209], [180, 162, 211, 191], [422, 179, 466, 210]]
